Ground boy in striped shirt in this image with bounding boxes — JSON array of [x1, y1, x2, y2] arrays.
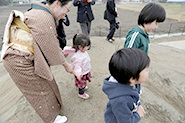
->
[[124, 3, 166, 54]]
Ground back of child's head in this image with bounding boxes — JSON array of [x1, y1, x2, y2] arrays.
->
[[138, 2, 166, 26], [109, 48, 150, 85], [72, 34, 91, 51]]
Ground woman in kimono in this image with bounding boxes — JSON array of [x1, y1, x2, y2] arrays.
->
[[1, 0, 73, 122]]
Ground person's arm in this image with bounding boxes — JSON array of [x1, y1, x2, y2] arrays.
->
[[124, 32, 140, 48], [24, 9, 73, 74], [63, 15, 70, 26], [73, 0, 81, 6], [107, 0, 117, 17], [111, 97, 141, 123]]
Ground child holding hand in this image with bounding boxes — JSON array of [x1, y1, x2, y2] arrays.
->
[[63, 34, 91, 99]]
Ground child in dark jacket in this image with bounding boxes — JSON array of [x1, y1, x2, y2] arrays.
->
[[103, 48, 150, 123], [124, 3, 166, 54], [104, 0, 118, 43], [56, 15, 70, 49]]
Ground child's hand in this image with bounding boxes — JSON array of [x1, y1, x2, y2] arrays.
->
[[136, 105, 146, 118], [77, 75, 82, 81]]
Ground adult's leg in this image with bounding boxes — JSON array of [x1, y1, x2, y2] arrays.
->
[[87, 21, 91, 36], [80, 23, 88, 36], [107, 20, 116, 40]]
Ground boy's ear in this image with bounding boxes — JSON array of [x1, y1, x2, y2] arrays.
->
[[129, 77, 137, 84]]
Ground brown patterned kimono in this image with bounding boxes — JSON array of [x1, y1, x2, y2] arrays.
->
[[3, 3, 67, 123]]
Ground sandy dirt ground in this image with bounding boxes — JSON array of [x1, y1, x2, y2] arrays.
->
[[117, 3, 185, 22], [0, 3, 185, 123]]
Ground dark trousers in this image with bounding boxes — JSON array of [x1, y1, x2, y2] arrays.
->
[[107, 20, 116, 40], [80, 21, 91, 36], [58, 37, 66, 49], [79, 87, 85, 95]]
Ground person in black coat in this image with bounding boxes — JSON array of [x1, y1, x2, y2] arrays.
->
[[56, 15, 70, 49], [73, 0, 95, 36], [104, 0, 118, 43]]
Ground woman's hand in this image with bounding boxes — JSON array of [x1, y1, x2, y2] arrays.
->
[[63, 62, 73, 74]]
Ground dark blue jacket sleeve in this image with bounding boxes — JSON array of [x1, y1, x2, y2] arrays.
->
[[63, 15, 70, 26], [111, 97, 141, 123]]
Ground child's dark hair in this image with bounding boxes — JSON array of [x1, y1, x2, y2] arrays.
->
[[46, 0, 71, 6], [72, 34, 91, 51], [109, 48, 150, 84], [138, 2, 166, 27]]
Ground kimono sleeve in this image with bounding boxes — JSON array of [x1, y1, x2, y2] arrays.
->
[[24, 10, 66, 66]]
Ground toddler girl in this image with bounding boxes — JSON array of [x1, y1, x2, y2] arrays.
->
[[63, 34, 91, 99]]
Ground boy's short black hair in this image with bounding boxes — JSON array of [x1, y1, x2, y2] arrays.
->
[[72, 34, 91, 51], [46, 0, 71, 6], [138, 2, 166, 26], [109, 48, 150, 84]]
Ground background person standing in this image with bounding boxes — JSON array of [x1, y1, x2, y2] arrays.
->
[[104, 0, 118, 43], [73, 0, 95, 36]]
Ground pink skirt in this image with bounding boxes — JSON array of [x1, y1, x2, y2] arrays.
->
[[74, 72, 91, 89]]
